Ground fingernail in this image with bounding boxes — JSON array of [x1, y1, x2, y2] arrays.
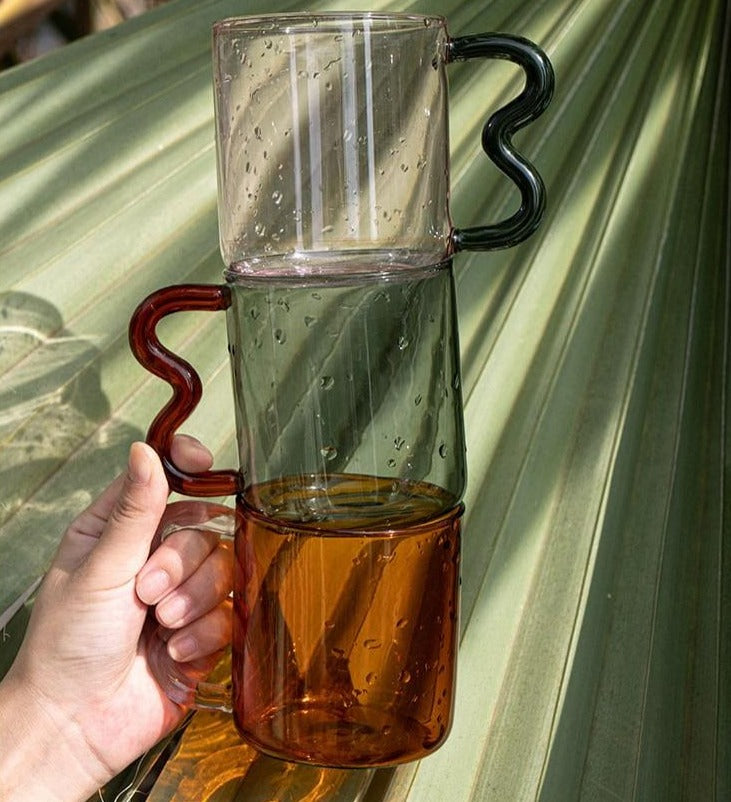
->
[[128, 442, 153, 485], [157, 595, 188, 627], [168, 634, 198, 662], [137, 569, 170, 604]]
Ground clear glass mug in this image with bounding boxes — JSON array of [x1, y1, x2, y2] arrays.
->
[[130, 13, 553, 767]]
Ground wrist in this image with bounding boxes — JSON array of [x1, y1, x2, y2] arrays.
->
[[0, 668, 107, 802]]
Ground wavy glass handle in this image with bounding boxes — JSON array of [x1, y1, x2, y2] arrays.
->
[[129, 284, 240, 497], [447, 33, 555, 251]]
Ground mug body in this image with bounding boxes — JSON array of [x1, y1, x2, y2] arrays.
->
[[224, 260, 466, 509], [213, 13, 452, 274], [232, 489, 461, 766]]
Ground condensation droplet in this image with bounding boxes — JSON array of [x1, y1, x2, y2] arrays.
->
[[254, 222, 266, 236], [366, 672, 377, 685], [320, 445, 337, 461], [439, 443, 448, 459], [399, 669, 411, 684], [381, 725, 393, 736], [272, 190, 283, 205], [387, 458, 396, 468], [398, 335, 409, 350], [320, 376, 334, 390], [363, 638, 381, 650], [414, 394, 422, 406], [304, 315, 317, 327], [274, 328, 287, 344], [396, 617, 409, 628], [254, 126, 262, 140], [394, 437, 405, 451], [453, 373, 461, 390], [400, 163, 409, 172]]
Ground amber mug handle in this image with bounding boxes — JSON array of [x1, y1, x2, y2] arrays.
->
[[128, 283, 240, 497]]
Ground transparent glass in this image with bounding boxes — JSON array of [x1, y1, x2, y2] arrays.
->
[[214, 14, 451, 273], [226, 263, 465, 511], [130, 10, 554, 768]]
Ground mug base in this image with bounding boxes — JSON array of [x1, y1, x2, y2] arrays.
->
[[235, 700, 451, 767]]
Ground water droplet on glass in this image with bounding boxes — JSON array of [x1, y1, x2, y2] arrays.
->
[[396, 617, 409, 629], [453, 373, 461, 390], [311, 292, 322, 300], [366, 672, 377, 685], [321, 224, 334, 234], [254, 126, 262, 140], [320, 376, 334, 390], [271, 190, 283, 205], [324, 620, 335, 630], [304, 315, 316, 327], [414, 394, 422, 406], [399, 669, 411, 684], [398, 335, 409, 350], [249, 307, 260, 319], [254, 222, 266, 236], [387, 458, 396, 468], [394, 437, 405, 451], [274, 328, 287, 344], [439, 443, 448, 459], [325, 81, 333, 91], [363, 638, 381, 650], [381, 725, 393, 736], [400, 163, 409, 172], [320, 445, 337, 461]]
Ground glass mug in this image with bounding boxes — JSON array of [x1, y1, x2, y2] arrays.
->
[[130, 13, 553, 767]]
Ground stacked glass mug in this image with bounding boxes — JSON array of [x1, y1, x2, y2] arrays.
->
[[130, 13, 553, 768]]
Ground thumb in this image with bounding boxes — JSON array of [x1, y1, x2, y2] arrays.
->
[[80, 442, 169, 590]]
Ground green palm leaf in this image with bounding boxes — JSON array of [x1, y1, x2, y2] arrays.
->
[[0, 0, 727, 799]]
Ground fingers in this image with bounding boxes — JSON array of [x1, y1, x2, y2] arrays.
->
[[136, 529, 233, 664], [136, 525, 223, 607], [155, 540, 232, 627], [165, 599, 233, 663], [170, 434, 214, 474], [69, 435, 213, 543], [77, 443, 169, 589]]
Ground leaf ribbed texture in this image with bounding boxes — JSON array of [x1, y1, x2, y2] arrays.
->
[[0, 0, 727, 799]]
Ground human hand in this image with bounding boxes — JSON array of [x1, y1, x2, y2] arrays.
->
[[0, 437, 233, 802]]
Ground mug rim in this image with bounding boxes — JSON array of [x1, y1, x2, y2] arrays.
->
[[213, 12, 448, 36]]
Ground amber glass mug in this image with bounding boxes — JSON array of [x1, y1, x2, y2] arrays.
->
[[130, 13, 553, 767]]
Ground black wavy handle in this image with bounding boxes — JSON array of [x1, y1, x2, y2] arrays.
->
[[447, 33, 555, 251]]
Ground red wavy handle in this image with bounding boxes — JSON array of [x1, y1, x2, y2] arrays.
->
[[129, 284, 240, 497]]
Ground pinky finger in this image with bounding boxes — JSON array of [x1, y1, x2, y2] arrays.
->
[[166, 598, 232, 663]]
